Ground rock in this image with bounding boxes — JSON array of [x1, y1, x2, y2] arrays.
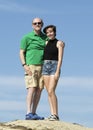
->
[[0, 120, 93, 130]]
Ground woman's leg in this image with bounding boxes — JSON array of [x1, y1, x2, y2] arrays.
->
[[44, 75, 58, 116]]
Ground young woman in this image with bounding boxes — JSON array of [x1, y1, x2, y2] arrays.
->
[[42, 25, 65, 120]]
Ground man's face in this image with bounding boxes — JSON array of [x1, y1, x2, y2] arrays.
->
[[32, 18, 43, 31]]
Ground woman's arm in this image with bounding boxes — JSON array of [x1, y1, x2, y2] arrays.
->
[[55, 41, 65, 79]]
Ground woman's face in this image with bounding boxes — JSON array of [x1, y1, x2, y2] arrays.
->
[[46, 28, 55, 40]]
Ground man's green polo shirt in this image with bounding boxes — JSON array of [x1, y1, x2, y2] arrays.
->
[[20, 31, 47, 65]]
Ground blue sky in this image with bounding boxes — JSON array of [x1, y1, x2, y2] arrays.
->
[[0, 0, 93, 128]]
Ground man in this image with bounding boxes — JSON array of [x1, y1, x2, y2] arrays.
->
[[19, 17, 47, 120]]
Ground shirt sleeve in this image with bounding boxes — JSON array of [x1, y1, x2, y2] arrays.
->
[[20, 36, 27, 50]]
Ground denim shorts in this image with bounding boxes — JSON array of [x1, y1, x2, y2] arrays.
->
[[42, 60, 58, 75]]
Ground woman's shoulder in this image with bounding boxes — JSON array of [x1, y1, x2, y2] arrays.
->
[[57, 40, 65, 48]]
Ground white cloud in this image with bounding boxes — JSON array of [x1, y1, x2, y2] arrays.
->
[[0, 76, 24, 86], [58, 76, 93, 88], [0, 1, 55, 14], [0, 100, 25, 111], [0, 75, 93, 88], [0, 1, 33, 13], [0, 75, 93, 127]]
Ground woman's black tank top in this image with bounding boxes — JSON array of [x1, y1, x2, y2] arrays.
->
[[44, 38, 58, 60]]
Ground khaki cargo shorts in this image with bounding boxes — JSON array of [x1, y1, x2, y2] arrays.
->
[[25, 65, 44, 89]]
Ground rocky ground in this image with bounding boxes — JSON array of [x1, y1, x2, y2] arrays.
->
[[0, 120, 93, 130]]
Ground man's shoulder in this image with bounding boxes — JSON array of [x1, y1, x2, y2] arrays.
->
[[25, 31, 34, 37], [40, 32, 48, 40], [22, 31, 34, 40]]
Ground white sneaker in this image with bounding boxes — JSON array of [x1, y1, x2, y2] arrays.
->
[[46, 115, 59, 121]]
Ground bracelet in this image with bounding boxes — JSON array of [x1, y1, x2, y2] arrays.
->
[[22, 63, 26, 66]]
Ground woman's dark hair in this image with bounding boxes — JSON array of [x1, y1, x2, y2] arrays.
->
[[43, 25, 56, 36]]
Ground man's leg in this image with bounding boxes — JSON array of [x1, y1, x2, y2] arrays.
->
[[26, 65, 44, 119], [31, 87, 43, 114], [26, 87, 36, 114]]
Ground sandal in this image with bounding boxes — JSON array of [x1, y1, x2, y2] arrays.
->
[[25, 113, 44, 120]]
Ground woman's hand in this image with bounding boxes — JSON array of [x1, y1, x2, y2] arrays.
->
[[54, 71, 60, 81]]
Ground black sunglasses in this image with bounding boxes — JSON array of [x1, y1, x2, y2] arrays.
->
[[33, 22, 42, 25]]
